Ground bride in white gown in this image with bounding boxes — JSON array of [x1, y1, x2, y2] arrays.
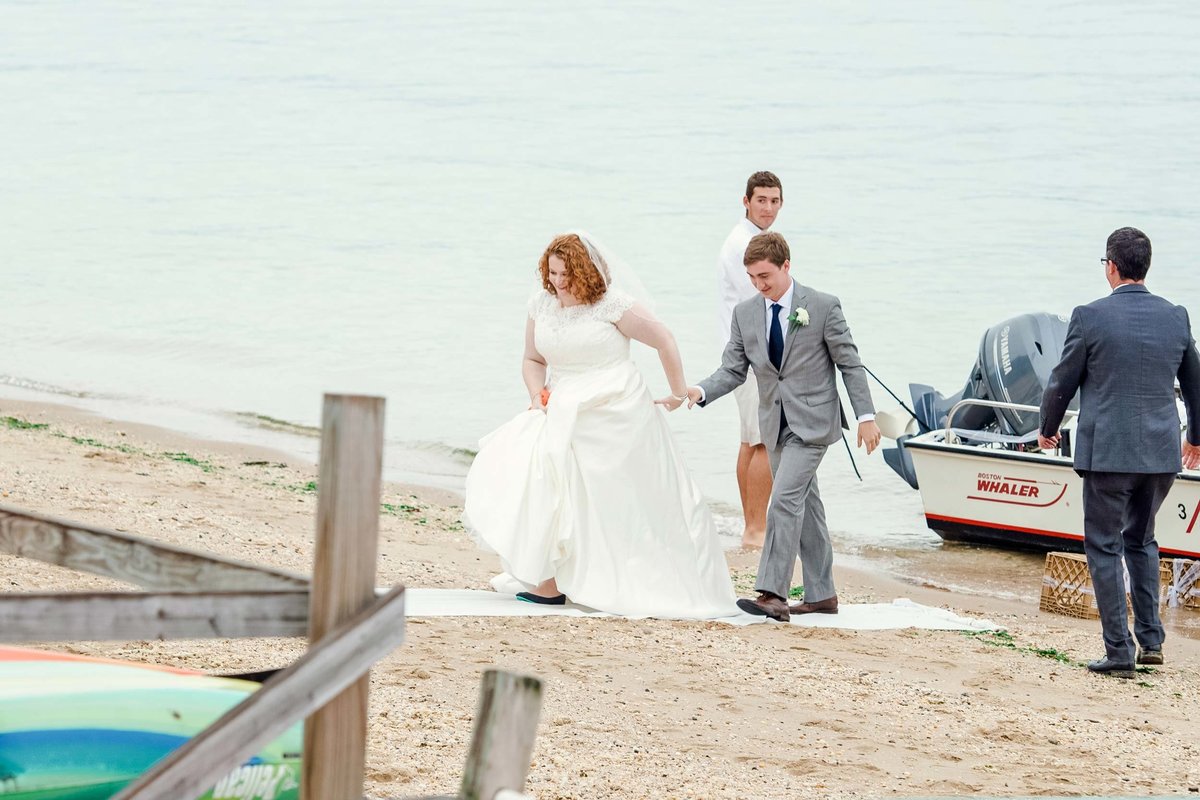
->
[[463, 232, 738, 619]]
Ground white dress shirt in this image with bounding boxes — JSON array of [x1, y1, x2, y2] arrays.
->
[[716, 217, 769, 346]]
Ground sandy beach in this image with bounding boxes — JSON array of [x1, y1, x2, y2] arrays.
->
[[3, 396, 1200, 799]]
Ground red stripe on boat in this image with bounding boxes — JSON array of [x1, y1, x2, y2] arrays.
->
[[925, 513, 1200, 557]]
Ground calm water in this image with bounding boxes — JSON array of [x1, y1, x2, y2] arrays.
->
[[5, 1, 1200, 577]]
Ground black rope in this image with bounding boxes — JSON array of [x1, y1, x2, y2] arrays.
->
[[841, 432, 862, 481], [840, 364, 917, 479], [863, 365, 920, 424]]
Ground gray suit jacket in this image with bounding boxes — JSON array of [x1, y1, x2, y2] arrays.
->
[[699, 279, 875, 448], [1040, 284, 1200, 473]]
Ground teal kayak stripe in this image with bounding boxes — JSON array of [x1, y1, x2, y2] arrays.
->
[[0, 728, 186, 791]]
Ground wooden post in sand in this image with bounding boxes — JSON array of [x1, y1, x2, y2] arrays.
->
[[458, 669, 544, 800], [302, 394, 386, 800]]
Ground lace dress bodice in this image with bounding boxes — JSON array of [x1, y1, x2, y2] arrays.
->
[[528, 289, 636, 375]]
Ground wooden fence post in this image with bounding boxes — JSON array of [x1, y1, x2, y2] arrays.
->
[[459, 670, 544, 800], [302, 394, 385, 800]]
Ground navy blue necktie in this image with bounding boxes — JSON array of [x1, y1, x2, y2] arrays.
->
[[769, 303, 784, 369]]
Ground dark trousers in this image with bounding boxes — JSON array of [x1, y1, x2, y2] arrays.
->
[[1080, 470, 1174, 663]]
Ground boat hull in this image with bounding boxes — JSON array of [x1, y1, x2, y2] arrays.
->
[[905, 437, 1200, 559], [0, 648, 302, 800]]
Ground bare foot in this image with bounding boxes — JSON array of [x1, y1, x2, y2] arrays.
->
[[528, 576, 561, 598], [740, 529, 766, 550]]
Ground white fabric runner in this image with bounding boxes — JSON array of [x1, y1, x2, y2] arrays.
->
[[400, 589, 1000, 631]]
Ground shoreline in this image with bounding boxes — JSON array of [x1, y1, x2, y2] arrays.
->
[[0, 381, 475, 493], [0, 384, 1037, 601], [3, 396, 1200, 797]]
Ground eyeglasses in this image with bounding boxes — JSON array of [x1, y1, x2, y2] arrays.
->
[[1099, 257, 1114, 266]]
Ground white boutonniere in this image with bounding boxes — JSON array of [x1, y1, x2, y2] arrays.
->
[[787, 307, 810, 331]]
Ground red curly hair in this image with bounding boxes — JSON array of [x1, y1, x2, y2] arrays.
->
[[538, 233, 608, 305]]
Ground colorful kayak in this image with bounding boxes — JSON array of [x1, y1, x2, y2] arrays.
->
[[0, 647, 302, 800]]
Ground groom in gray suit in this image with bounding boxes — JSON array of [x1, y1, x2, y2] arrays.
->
[[689, 232, 879, 622], [1040, 226, 1200, 677]]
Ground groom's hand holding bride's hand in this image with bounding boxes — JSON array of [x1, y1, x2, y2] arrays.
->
[[654, 389, 690, 412], [686, 387, 703, 408], [655, 395, 683, 411]]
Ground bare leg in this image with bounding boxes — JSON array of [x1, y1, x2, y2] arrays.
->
[[746, 444, 772, 544], [736, 443, 753, 524], [529, 577, 561, 598], [738, 443, 771, 548]]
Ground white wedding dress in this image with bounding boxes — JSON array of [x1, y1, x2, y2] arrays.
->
[[463, 288, 738, 619]]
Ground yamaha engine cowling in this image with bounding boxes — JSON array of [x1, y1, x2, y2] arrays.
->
[[884, 312, 1074, 489], [912, 312, 1071, 436]]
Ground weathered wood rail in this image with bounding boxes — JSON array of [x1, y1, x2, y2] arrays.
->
[[0, 393, 543, 800], [0, 503, 310, 591]]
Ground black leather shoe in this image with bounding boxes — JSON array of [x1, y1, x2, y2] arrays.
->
[[516, 591, 567, 605], [1136, 647, 1164, 666], [1086, 657, 1136, 679]]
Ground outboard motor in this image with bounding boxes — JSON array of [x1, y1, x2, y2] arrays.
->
[[884, 312, 1075, 489], [911, 312, 1072, 435]]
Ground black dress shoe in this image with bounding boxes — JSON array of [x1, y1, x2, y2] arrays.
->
[[516, 591, 567, 605], [1086, 657, 1136, 679], [1136, 647, 1164, 666]]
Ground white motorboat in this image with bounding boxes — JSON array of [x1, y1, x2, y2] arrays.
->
[[879, 312, 1200, 560], [885, 399, 1200, 559]]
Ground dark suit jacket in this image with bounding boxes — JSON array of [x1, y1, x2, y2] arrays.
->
[[1040, 284, 1200, 473]]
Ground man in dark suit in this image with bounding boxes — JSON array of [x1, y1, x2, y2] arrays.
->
[[1040, 226, 1200, 678]]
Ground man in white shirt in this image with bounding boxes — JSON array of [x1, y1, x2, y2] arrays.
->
[[716, 171, 783, 548]]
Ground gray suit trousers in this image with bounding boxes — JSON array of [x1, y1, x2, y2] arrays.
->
[[1081, 470, 1173, 663], [755, 430, 834, 602]]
